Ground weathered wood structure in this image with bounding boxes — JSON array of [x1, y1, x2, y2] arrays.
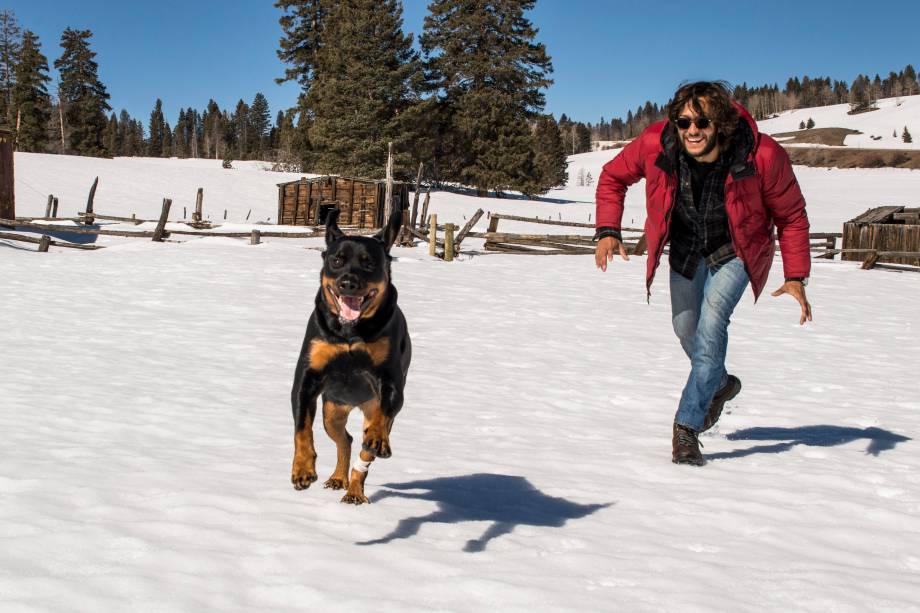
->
[[843, 206, 920, 265], [0, 129, 14, 222], [276, 175, 410, 228]]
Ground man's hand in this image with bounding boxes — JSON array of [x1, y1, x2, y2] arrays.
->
[[771, 280, 812, 325], [594, 235, 629, 271]]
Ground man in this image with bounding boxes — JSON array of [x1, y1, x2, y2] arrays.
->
[[594, 81, 812, 466]]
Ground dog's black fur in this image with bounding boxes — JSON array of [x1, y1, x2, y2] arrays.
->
[[290, 206, 411, 504]]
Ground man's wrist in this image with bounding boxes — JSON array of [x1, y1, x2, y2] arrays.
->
[[593, 226, 622, 242], [785, 277, 808, 287]]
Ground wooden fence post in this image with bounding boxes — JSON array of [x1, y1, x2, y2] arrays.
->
[[0, 129, 14, 222], [250, 230, 261, 245], [193, 188, 203, 223], [861, 250, 879, 270], [455, 208, 484, 247], [383, 142, 394, 223], [152, 198, 172, 242], [84, 176, 99, 225], [51, 197, 58, 218], [410, 162, 423, 229], [38, 235, 50, 252], [45, 195, 53, 217], [633, 234, 648, 256], [428, 214, 437, 257], [444, 223, 456, 262], [819, 236, 836, 259], [419, 187, 431, 230]]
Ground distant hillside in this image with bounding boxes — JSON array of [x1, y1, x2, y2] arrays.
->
[[759, 95, 920, 150]]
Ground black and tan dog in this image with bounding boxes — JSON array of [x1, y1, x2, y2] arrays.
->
[[290, 206, 411, 504]]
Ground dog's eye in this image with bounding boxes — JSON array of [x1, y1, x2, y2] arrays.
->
[[332, 256, 345, 267]]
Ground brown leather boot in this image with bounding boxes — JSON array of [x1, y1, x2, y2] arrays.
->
[[672, 423, 705, 466], [701, 375, 741, 432]]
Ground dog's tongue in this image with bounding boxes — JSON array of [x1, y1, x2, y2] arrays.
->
[[338, 295, 363, 321]]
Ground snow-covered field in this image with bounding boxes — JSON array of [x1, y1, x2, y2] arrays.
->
[[3, 144, 920, 611], [758, 94, 920, 150]]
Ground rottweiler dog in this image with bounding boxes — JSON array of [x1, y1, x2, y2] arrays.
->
[[290, 206, 411, 504]]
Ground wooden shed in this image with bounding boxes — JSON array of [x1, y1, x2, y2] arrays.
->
[[843, 206, 920, 265], [276, 175, 410, 228]]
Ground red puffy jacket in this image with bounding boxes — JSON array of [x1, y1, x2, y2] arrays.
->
[[595, 103, 810, 300]]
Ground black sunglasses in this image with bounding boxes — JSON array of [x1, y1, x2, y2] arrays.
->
[[675, 116, 712, 130]]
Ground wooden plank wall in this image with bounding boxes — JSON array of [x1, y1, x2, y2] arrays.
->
[[843, 222, 920, 264], [277, 177, 409, 228]]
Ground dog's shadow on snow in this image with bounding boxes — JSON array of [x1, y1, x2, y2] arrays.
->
[[356, 473, 611, 552], [707, 425, 911, 460]]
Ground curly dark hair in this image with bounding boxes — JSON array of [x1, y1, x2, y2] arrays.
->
[[666, 81, 739, 148]]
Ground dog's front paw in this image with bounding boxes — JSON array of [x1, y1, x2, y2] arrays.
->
[[341, 492, 369, 505], [362, 433, 392, 458], [291, 468, 318, 490], [324, 476, 348, 490]]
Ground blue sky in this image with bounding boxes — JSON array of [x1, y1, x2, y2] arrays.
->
[[8, 0, 919, 129]]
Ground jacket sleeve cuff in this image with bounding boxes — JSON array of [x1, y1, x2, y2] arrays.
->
[[593, 226, 622, 242]]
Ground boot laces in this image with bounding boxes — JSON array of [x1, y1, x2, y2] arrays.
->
[[676, 426, 703, 448]]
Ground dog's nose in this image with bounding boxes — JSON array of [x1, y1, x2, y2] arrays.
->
[[336, 275, 361, 293]]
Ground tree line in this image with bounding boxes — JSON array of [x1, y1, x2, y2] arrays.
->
[[578, 65, 920, 147], [0, 1, 569, 197]]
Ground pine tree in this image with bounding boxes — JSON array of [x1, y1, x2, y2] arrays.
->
[[249, 92, 271, 159], [531, 114, 567, 191], [806, 117, 815, 129], [11, 30, 50, 152], [0, 9, 21, 126], [232, 99, 250, 159], [173, 108, 188, 157], [147, 98, 165, 157], [104, 112, 119, 156], [903, 127, 912, 144], [799, 120, 806, 130], [305, 0, 420, 176], [574, 122, 591, 153], [117, 109, 134, 155], [54, 28, 111, 156], [276, 0, 327, 92], [421, 0, 552, 195]]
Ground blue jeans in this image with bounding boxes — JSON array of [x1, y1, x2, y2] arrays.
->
[[670, 258, 749, 431]]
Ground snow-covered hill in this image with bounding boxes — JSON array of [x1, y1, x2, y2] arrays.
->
[[758, 94, 920, 149]]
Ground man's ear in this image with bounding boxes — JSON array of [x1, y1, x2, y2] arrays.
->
[[325, 208, 344, 246], [373, 205, 402, 253]]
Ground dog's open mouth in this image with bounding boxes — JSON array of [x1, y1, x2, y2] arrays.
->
[[331, 288, 378, 322]]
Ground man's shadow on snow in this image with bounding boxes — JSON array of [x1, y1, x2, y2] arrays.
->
[[707, 425, 910, 460], [356, 473, 611, 552]]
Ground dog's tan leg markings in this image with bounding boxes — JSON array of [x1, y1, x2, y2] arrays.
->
[[359, 397, 394, 459], [322, 400, 353, 490], [291, 427, 318, 490], [341, 449, 375, 505]]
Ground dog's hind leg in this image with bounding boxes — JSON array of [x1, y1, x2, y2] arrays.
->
[[322, 398, 353, 490], [291, 372, 321, 490]]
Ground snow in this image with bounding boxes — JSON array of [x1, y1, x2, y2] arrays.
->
[[3, 135, 920, 611], [758, 94, 920, 150]]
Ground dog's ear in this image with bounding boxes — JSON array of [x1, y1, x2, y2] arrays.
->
[[373, 204, 402, 253], [325, 208, 344, 245]]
